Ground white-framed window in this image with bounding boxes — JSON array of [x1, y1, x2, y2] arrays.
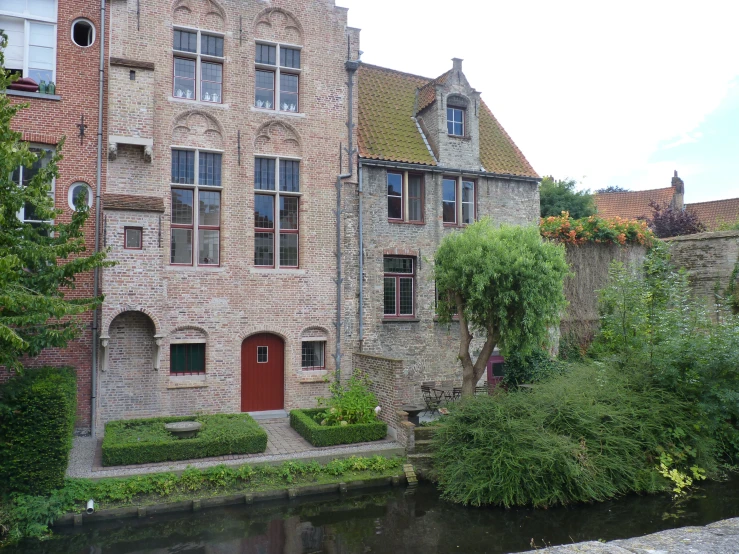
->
[[67, 181, 92, 211], [170, 148, 222, 266], [443, 176, 476, 226], [255, 41, 301, 112], [0, 0, 58, 84], [301, 341, 325, 369], [173, 27, 224, 103], [447, 107, 464, 136], [70, 18, 94, 48], [254, 156, 300, 268], [257, 346, 268, 363], [13, 145, 55, 224]]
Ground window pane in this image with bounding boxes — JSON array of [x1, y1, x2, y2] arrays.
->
[[384, 257, 413, 274], [254, 232, 274, 266], [462, 181, 474, 202], [279, 160, 300, 192], [201, 62, 222, 102], [201, 34, 223, 57], [199, 229, 219, 265], [383, 277, 396, 315], [173, 30, 197, 52], [462, 181, 475, 225], [254, 158, 275, 190], [173, 58, 196, 99], [399, 277, 414, 315], [279, 74, 299, 112], [28, 0, 56, 18], [280, 196, 298, 230], [172, 150, 195, 183], [442, 179, 456, 202], [302, 341, 324, 368], [125, 228, 142, 248], [443, 201, 456, 223], [280, 47, 301, 68], [199, 190, 220, 226], [387, 173, 402, 219], [443, 179, 457, 223], [254, 194, 274, 228], [170, 344, 186, 372], [189, 344, 205, 372], [408, 175, 422, 222], [256, 44, 276, 65], [199, 152, 222, 186], [255, 70, 275, 108], [171, 228, 192, 264], [257, 346, 268, 363], [171, 188, 193, 224], [462, 202, 474, 225], [280, 233, 298, 267]]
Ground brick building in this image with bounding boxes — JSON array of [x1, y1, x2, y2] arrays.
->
[[1, 0, 107, 431]]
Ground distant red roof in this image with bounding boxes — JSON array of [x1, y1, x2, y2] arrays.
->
[[594, 187, 675, 220], [686, 198, 739, 230]]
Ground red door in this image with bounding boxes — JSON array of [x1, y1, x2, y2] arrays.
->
[[241, 333, 284, 412]]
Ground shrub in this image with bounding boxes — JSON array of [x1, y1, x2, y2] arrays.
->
[[102, 414, 267, 466], [502, 348, 566, 386], [316, 375, 378, 425], [540, 212, 654, 246], [290, 409, 387, 447], [647, 200, 705, 238], [433, 364, 717, 508], [0, 367, 77, 495]]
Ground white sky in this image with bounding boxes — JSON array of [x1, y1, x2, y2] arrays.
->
[[339, 0, 739, 202]]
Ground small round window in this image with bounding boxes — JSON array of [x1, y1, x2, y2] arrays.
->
[[72, 19, 95, 48], [68, 182, 93, 211]]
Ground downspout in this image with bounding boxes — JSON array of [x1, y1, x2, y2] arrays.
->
[[358, 161, 364, 347], [335, 42, 359, 383], [91, 0, 106, 439]]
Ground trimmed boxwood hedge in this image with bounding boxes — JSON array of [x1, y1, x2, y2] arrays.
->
[[290, 408, 387, 447], [0, 367, 77, 495], [102, 413, 267, 466]]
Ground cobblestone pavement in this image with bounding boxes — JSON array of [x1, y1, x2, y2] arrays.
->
[[519, 517, 739, 554], [67, 418, 403, 479]]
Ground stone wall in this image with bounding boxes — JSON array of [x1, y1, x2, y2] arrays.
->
[[666, 230, 739, 310], [352, 352, 414, 449], [561, 243, 647, 345]]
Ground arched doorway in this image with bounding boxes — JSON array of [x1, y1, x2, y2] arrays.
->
[[241, 333, 285, 412]]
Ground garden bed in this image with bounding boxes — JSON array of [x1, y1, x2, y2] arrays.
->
[[102, 414, 268, 466], [290, 408, 387, 447]]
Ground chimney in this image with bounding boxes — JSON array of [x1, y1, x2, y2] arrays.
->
[[452, 58, 463, 72], [670, 170, 685, 211]]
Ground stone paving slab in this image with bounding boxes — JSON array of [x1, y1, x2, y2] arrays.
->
[[68, 418, 403, 479], [519, 517, 739, 554]]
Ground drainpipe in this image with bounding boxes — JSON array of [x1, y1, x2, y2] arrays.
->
[[335, 41, 359, 383], [358, 161, 364, 347], [91, 0, 106, 439]]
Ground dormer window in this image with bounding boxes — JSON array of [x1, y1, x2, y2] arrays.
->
[[447, 107, 464, 136]]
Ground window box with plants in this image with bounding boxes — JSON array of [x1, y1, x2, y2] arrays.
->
[[290, 376, 387, 447]]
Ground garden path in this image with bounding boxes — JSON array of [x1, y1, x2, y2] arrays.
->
[[67, 418, 402, 479]]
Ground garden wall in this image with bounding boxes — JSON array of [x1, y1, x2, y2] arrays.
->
[[562, 243, 648, 346], [666, 230, 739, 311], [352, 352, 414, 450]]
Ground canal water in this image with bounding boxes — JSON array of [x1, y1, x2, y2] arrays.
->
[[8, 477, 739, 554]]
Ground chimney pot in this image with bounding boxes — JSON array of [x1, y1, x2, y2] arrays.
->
[[452, 58, 463, 72]]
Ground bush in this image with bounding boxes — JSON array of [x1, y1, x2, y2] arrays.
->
[[316, 375, 378, 425], [290, 409, 387, 447], [102, 414, 267, 466], [433, 364, 717, 508], [0, 367, 77, 495], [502, 348, 566, 386], [540, 212, 654, 246]]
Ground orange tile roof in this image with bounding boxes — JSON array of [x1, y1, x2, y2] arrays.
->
[[104, 194, 165, 212], [686, 198, 739, 230], [594, 187, 675, 220], [416, 70, 451, 113], [357, 64, 538, 178]]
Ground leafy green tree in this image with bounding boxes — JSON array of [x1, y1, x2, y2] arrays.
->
[[434, 220, 569, 396], [0, 33, 110, 371], [595, 185, 631, 193], [539, 176, 595, 218]]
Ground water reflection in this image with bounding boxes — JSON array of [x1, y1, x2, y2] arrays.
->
[[9, 478, 739, 554]]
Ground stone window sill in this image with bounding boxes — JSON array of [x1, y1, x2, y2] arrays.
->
[[168, 96, 230, 109], [250, 106, 306, 118], [5, 89, 61, 101], [250, 268, 307, 275], [381, 318, 420, 324], [167, 375, 208, 389], [166, 265, 226, 272]]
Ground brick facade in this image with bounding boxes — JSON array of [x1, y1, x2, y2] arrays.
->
[[0, 0, 107, 432]]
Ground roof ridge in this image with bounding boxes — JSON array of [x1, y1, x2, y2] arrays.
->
[[686, 197, 739, 206], [359, 62, 434, 83], [596, 186, 674, 196]]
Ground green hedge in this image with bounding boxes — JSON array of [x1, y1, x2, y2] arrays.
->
[[102, 414, 268, 466], [290, 408, 387, 447], [0, 367, 77, 495]]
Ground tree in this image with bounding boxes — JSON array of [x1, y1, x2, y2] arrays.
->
[[0, 33, 110, 371], [539, 176, 595, 219], [596, 185, 631, 193], [434, 220, 569, 396], [647, 200, 705, 238]]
